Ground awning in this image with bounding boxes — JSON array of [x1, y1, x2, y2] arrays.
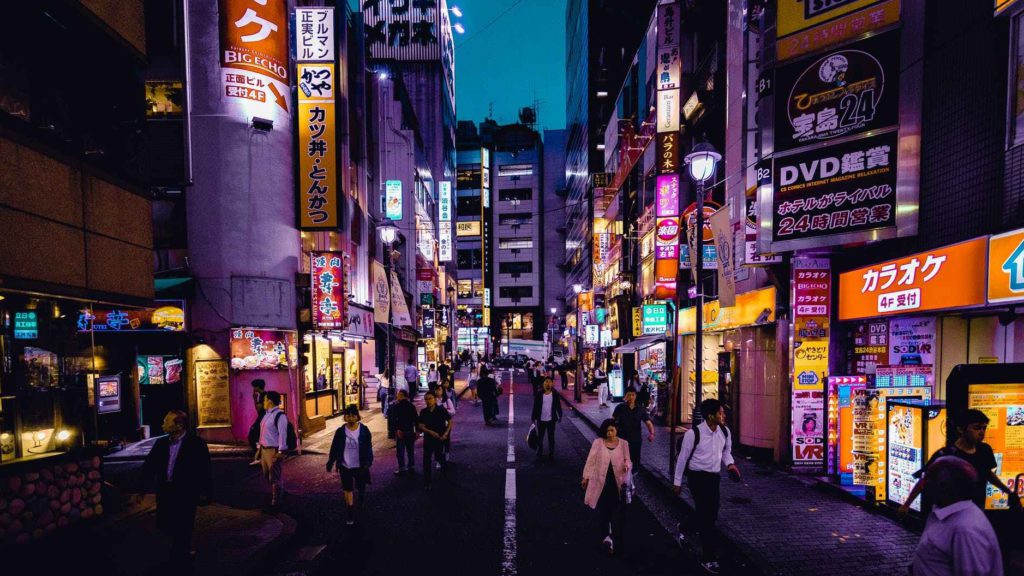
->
[[612, 334, 665, 354]]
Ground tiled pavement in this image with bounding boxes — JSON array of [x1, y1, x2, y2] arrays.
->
[[557, 381, 921, 576]]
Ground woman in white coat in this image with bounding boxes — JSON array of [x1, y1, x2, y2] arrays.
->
[[581, 418, 632, 554]]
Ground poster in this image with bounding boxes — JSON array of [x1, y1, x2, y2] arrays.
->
[[710, 207, 736, 307], [887, 403, 923, 511], [793, 389, 826, 466], [850, 320, 888, 375], [229, 329, 295, 370], [852, 386, 932, 497], [968, 383, 1024, 509], [888, 317, 936, 368], [219, 0, 290, 121], [195, 360, 231, 428]]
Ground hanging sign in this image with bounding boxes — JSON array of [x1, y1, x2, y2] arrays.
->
[[297, 62, 338, 228], [295, 7, 335, 62], [311, 252, 346, 329]]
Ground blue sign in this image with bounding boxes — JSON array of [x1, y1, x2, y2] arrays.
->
[[14, 311, 38, 339]]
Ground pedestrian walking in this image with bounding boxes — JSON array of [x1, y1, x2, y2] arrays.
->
[[377, 369, 391, 412], [672, 399, 741, 575], [138, 410, 212, 571], [531, 361, 545, 396], [595, 365, 609, 407], [418, 392, 454, 489], [438, 361, 450, 388], [467, 366, 480, 405], [636, 374, 652, 410], [476, 366, 500, 425], [388, 389, 419, 476], [900, 409, 1019, 514], [259, 391, 292, 509], [443, 375, 458, 409], [531, 377, 563, 458], [911, 456, 1004, 576], [326, 405, 374, 525], [248, 379, 266, 466], [558, 363, 569, 390], [581, 419, 632, 555], [613, 386, 655, 473], [404, 363, 420, 400], [427, 363, 439, 396]]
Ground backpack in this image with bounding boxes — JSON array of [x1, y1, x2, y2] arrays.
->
[[274, 412, 298, 451], [680, 424, 730, 475]]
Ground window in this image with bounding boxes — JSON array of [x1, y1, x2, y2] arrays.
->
[[498, 213, 533, 226], [498, 188, 532, 202], [457, 249, 482, 269], [498, 163, 534, 176], [499, 238, 533, 250], [499, 286, 533, 299], [499, 261, 533, 275], [456, 194, 482, 217]]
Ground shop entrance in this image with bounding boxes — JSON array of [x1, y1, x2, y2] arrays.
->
[[718, 350, 740, 441], [137, 355, 185, 437]]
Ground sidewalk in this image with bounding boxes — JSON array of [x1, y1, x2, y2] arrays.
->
[[557, 384, 920, 576]]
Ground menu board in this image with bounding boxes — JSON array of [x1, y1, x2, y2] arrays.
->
[[968, 383, 1024, 509], [195, 360, 231, 428]]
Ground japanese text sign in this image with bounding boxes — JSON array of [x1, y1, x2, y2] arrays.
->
[[295, 7, 334, 62], [777, 0, 890, 38], [585, 324, 599, 344], [14, 311, 38, 339], [988, 228, 1024, 304], [792, 258, 831, 393], [642, 304, 669, 335], [311, 252, 347, 330], [230, 328, 296, 370], [656, 132, 680, 175], [656, 174, 680, 217], [439, 181, 452, 222], [439, 227, 453, 262], [78, 302, 186, 332], [385, 180, 403, 220], [219, 0, 289, 119], [362, 0, 444, 61], [656, 2, 681, 91], [298, 63, 337, 228], [838, 237, 988, 320], [777, 0, 901, 62]]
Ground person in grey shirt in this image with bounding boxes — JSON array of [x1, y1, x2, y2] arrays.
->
[[911, 456, 1003, 576]]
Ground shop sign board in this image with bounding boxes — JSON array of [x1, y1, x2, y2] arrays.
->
[[295, 7, 334, 62], [777, 0, 892, 39], [792, 258, 831, 470], [632, 308, 643, 337], [230, 328, 296, 370], [850, 320, 889, 375], [297, 62, 338, 228], [996, 0, 1021, 15], [389, 271, 413, 328], [656, 174, 681, 217], [775, 30, 901, 153], [78, 301, 186, 333], [838, 238, 988, 320], [344, 305, 374, 338], [438, 227, 453, 262], [987, 227, 1024, 304], [852, 385, 932, 498], [422, 309, 436, 339], [311, 252, 346, 330], [14, 311, 38, 339], [656, 2, 681, 91], [585, 324, 599, 344], [678, 286, 777, 335], [793, 389, 826, 467], [656, 132, 680, 175], [456, 220, 481, 236], [195, 359, 231, 428], [777, 0, 901, 62], [439, 181, 453, 222], [219, 0, 290, 121], [600, 329, 614, 348], [968, 383, 1024, 509], [385, 180, 403, 220], [362, 0, 447, 61], [642, 304, 669, 335], [656, 89, 680, 133]]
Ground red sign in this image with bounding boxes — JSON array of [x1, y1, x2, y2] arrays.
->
[[230, 329, 296, 370], [311, 252, 347, 330]]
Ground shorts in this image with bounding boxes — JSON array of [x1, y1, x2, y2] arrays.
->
[[339, 466, 365, 492]]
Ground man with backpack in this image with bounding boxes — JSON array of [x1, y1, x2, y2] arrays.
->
[[672, 399, 740, 575], [259, 391, 295, 509]]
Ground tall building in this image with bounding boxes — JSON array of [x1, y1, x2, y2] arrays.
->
[[564, 0, 657, 349], [542, 129, 568, 344]]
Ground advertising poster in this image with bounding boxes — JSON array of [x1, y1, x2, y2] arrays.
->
[[311, 252, 346, 329], [772, 131, 898, 245], [850, 320, 888, 375], [229, 329, 295, 370], [852, 386, 932, 498], [839, 238, 988, 320], [793, 389, 826, 466], [385, 180, 403, 220], [887, 403, 924, 511], [827, 376, 867, 477], [195, 360, 231, 428], [710, 207, 736, 307], [219, 0, 290, 120], [297, 63, 337, 228], [792, 259, 830, 470], [888, 317, 936, 368], [775, 30, 901, 153], [968, 383, 1024, 509]]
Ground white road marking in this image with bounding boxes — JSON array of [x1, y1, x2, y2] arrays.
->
[[501, 380, 517, 576]]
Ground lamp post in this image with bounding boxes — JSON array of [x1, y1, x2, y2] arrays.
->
[[572, 283, 583, 401], [447, 285, 456, 367], [379, 223, 399, 383]]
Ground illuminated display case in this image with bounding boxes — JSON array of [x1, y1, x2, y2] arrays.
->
[[885, 400, 946, 512]]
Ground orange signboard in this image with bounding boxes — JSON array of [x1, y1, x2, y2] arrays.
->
[[219, 0, 289, 116], [678, 286, 776, 335], [988, 228, 1024, 304], [838, 238, 988, 321]]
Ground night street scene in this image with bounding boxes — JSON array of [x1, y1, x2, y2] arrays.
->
[[3, 0, 1024, 575]]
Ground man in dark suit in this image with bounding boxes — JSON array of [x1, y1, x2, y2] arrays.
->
[[139, 410, 212, 570], [531, 377, 563, 458]]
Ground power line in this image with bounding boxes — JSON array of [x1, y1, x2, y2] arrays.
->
[[454, 0, 529, 48]]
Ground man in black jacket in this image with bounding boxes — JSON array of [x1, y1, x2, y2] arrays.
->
[[476, 367, 500, 426], [387, 389, 419, 475], [531, 377, 563, 458], [139, 410, 212, 570]]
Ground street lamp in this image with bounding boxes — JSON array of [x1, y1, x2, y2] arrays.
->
[[572, 283, 584, 401], [681, 141, 720, 432], [379, 223, 399, 384]]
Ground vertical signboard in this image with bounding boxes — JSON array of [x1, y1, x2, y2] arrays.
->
[[385, 180, 403, 220], [439, 181, 453, 222], [295, 7, 335, 62], [373, 260, 390, 323], [311, 252, 346, 329], [655, 2, 681, 135], [656, 132, 680, 175], [219, 0, 290, 120], [195, 359, 231, 428], [654, 173, 681, 300], [791, 258, 831, 470], [297, 63, 337, 228], [481, 148, 492, 329]]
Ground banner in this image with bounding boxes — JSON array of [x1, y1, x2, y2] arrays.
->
[[298, 63, 337, 228], [389, 270, 413, 328], [710, 207, 736, 307], [792, 258, 831, 470], [373, 260, 390, 323]]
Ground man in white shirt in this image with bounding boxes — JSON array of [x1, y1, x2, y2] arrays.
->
[[403, 363, 420, 400], [672, 399, 741, 575], [912, 456, 1003, 576], [259, 391, 290, 508]]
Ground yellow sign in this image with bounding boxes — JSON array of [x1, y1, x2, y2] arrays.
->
[[632, 308, 643, 337], [456, 220, 482, 236], [298, 63, 337, 229], [678, 286, 776, 335], [482, 307, 491, 326], [996, 0, 1021, 15], [777, 0, 901, 61], [793, 341, 829, 391], [777, 0, 890, 37], [968, 383, 1024, 509]]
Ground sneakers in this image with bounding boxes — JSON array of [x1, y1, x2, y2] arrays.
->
[[700, 561, 720, 574], [601, 535, 614, 554]]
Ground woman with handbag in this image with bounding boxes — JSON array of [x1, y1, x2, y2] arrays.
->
[[327, 405, 374, 525], [581, 418, 632, 555]]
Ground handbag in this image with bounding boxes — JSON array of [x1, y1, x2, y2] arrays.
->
[[526, 423, 539, 450]]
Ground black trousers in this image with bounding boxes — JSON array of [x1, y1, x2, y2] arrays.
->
[[559, 372, 568, 389], [423, 439, 447, 484], [156, 487, 199, 567], [536, 420, 556, 455], [482, 397, 498, 422], [687, 471, 721, 562], [623, 434, 643, 469]]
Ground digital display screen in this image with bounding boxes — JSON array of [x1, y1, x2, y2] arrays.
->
[[968, 383, 1024, 510]]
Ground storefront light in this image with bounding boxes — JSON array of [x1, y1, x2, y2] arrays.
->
[[56, 429, 72, 442]]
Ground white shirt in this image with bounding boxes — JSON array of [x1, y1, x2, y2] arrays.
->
[[342, 426, 361, 469], [428, 370, 438, 382], [912, 500, 1003, 576], [260, 407, 289, 451], [540, 393, 554, 421], [673, 422, 735, 486]]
